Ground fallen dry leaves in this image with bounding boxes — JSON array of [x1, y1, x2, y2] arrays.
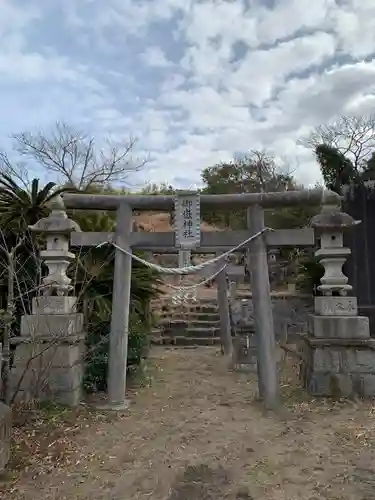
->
[[2, 348, 375, 499], [0, 401, 118, 495]]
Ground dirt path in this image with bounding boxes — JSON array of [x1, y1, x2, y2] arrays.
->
[[4, 347, 375, 499]]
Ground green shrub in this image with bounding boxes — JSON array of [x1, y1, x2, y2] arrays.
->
[[296, 255, 324, 295], [83, 319, 109, 393], [72, 241, 162, 394], [83, 311, 150, 393]]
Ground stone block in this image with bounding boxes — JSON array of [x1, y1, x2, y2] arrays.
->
[[9, 343, 84, 407], [12, 386, 81, 407], [305, 371, 354, 397], [12, 342, 83, 368], [302, 370, 375, 398], [308, 347, 375, 373], [20, 313, 83, 338], [308, 314, 370, 339], [10, 362, 83, 390], [314, 296, 357, 316], [9, 369, 82, 407], [32, 296, 77, 315], [0, 402, 11, 472], [356, 374, 375, 396]]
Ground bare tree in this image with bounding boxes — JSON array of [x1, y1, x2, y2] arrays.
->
[[247, 150, 296, 192], [0, 152, 31, 191], [11, 121, 148, 190], [300, 115, 375, 172]]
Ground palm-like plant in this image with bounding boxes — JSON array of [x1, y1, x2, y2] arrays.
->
[[0, 173, 76, 307], [0, 173, 76, 302], [0, 174, 74, 232], [70, 210, 163, 392]]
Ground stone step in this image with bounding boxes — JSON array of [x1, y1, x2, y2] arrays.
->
[[160, 320, 188, 331], [160, 319, 220, 328], [188, 320, 221, 328], [158, 305, 218, 314], [171, 337, 221, 346], [161, 327, 220, 338], [150, 335, 221, 347], [186, 327, 220, 337], [159, 313, 220, 322], [156, 298, 217, 305], [175, 337, 221, 346]]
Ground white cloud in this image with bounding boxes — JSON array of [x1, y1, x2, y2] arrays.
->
[[0, 0, 40, 36], [1, 0, 375, 190], [224, 32, 337, 107], [256, 0, 336, 44], [141, 46, 172, 68], [331, 0, 375, 59]]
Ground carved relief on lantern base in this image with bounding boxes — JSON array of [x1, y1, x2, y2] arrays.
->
[[314, 296, 358, 316]]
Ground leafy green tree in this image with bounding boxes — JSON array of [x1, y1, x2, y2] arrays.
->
[[301, 115, 375, 171], [201, 151, 317, 229], [315, 144, 358, 194], [314, 144, 375, 194], [301, 115, 375, 193], [140, 182, 175, 195], [361, 151, 375, 181]]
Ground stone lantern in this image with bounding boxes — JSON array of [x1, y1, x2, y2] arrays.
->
[[311, 202, 360, 313], [9, 196, 85, 407], [300, 200, 375, 397], [268, 248, 278, 263], [29, 195, 81, 297]]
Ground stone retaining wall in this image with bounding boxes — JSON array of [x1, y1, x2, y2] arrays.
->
[[231, 293, 313, 341]]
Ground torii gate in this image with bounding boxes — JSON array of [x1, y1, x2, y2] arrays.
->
[[63, 189, 340, 410]]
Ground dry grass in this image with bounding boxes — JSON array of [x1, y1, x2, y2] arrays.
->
[[2, 347, 375, 499]]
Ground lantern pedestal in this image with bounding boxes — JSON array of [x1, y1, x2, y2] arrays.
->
[[301, 307, 375, 397]]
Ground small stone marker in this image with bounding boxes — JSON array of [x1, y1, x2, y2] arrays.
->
[[230, 299, 257, 371], [0, 402, 11, 472]]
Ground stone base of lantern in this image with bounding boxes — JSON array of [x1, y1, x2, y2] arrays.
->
[[300, 308, 375, 397], [8, 297, 85, 407]]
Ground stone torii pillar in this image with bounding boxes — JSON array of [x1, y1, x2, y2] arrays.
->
[[247, 205, 279, 408], [103, 202, 133, 410]]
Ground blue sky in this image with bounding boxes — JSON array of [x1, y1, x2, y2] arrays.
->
[[1, 0, 375, 189]]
